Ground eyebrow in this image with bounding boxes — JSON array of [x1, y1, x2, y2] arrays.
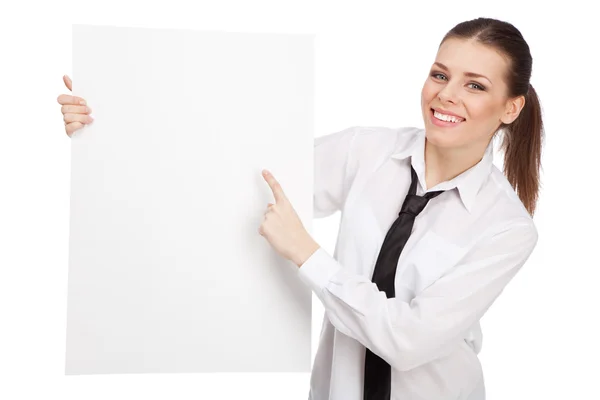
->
[[433, 62, 493, 85]]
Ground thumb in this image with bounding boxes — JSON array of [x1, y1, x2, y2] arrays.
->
[[63, 75, 72, 91]]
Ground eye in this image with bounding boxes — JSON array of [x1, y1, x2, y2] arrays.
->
[[467, 82, 486, 91], [430, 71, 486, 91]]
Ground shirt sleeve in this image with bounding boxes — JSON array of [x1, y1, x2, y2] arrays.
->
[[297, 221, 539, 371], [313, 126, 360, 219]]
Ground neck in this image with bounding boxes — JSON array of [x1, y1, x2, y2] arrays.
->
[[424, 137, 490, 190]]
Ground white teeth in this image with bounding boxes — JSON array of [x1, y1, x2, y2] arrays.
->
[[433, 110, 464, 123]]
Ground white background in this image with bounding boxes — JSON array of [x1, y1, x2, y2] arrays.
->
[[1, 0, 598, 399]]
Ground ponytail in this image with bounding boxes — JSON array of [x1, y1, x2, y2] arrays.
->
[[499, 83, 544, 216]]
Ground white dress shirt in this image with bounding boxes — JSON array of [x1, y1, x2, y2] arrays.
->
[[297, 126, 538, 400]]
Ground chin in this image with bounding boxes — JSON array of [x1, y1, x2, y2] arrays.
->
[[424, 125, 463, 148]]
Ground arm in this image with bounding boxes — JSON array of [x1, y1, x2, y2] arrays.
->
[[297, 221, 538, 371], [313, 126, 360, 219]]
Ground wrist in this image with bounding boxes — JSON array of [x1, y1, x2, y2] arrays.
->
[[293, 237, 320, 268]]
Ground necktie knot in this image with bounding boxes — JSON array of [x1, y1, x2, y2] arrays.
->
[[399, 190, 444, 217], [399, 194, 429, 217]]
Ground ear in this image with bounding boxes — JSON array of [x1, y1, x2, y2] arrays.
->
[[500, 94, 526, 125]]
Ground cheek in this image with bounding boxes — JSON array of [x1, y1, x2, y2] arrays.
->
[[421, 81, 436, 103], [464, 101, 498, 124]]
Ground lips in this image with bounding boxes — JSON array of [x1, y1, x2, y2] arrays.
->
[[431, 108, 466, 122], [429, 108, 465, 128]]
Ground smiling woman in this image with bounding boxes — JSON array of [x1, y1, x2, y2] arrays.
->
[[293, 17, 544, 400]]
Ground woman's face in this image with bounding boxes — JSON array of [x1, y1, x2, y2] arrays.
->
[[421, 38, 522, 150]]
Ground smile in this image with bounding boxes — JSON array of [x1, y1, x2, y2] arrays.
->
[[430, 108, 465, 127]]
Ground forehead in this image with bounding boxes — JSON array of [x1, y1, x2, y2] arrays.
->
[[435, 38, 509, 82]]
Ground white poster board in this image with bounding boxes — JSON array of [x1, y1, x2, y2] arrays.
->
[[66, 24, 314, 375]]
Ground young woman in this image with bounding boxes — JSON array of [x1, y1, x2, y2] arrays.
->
[[57, 17, 543, 400]]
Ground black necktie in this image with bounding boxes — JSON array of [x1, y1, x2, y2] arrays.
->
[[363, 164, 445, 400]]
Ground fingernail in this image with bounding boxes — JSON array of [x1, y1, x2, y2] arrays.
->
[[86, 106, 92, 113], [80, 100, 86, 105]]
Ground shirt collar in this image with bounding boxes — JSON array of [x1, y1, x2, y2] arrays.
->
[[390, 128, 494, 213]]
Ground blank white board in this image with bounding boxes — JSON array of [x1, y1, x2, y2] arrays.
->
[[66, 24, 314, 375]]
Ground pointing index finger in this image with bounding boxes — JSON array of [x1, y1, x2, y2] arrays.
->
[[262, 170, 286, 203]]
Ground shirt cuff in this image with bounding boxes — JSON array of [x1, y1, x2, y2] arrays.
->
[[297, 247, 342, 294]]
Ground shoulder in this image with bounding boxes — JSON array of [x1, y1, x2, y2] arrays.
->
[[478, 165, 538, 244], [353, 125, 420, 143], [489, 166, 534, 218], [349, 125, 421, 160]]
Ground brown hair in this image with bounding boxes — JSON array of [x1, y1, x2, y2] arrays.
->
[[440, 17, 544, 217]]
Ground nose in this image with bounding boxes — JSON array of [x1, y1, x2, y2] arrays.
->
[[437, 82, 461, 105]]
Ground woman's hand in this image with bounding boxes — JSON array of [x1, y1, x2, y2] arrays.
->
[[259, 170, 320, 268], [56, 75, 93, 137]]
